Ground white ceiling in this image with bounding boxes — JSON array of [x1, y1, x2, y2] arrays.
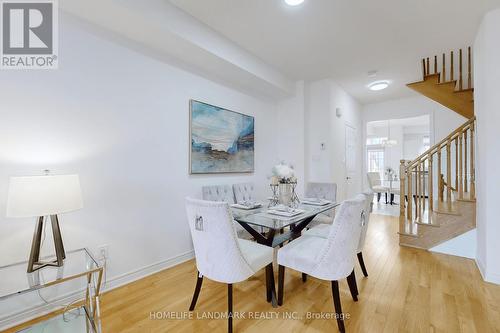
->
[[170, 0, 500, 104]]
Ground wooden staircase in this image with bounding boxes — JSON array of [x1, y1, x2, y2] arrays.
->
[[398, 117, 476, 249], [407, 48, 474, 119]]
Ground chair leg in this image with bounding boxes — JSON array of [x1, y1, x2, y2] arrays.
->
[[278, 265, 285, 306], [189, 272, 203, 311], [228, 284, 233, 333], [331, 281, 345, 333], [302, 273, 307, 283], [377, 192, 381, 202], [357, 252, 368, 277], [266, 264, 272, 302], [346, 270, 358, 301], [265, 263, 277, 307]]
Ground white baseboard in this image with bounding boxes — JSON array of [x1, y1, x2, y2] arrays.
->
[[476, 256, 487, 280], [485, 272, 500, 285], [104, 250, 194, 291], [0, 250, 194, 330], [475, 256, 500, 285]]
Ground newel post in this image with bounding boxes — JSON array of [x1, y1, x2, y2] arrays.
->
[[399, 160, 407, 234], [400, 160, 406, 217]]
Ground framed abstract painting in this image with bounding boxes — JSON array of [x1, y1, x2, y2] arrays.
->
[[189, 100, 255, 174]]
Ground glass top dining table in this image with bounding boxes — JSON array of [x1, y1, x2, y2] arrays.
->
[[231, 202, 340, 248]]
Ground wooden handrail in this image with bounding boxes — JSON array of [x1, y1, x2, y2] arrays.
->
[[406, 117, 475, 169], [400, 46, 475, 232]]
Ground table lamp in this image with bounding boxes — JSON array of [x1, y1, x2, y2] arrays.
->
[[6, 173, 83, 273]]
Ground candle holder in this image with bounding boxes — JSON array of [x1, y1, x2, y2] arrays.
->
[[269, 181, 300, 208]]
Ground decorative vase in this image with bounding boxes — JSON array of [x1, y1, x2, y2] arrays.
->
[[278, 183, 293, 206]]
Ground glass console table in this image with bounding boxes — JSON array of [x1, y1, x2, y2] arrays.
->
[[0, 248, 103, 332]]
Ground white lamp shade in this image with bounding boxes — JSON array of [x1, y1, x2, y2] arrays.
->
[[6, 175, 83, 218]]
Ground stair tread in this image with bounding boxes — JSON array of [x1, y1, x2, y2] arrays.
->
[[455, 88, 474, 93], [416, 218, 440, 227], [457, 191, 476, 202], [437, 80, 457, 85], [436, 81, 457, 89], [433, 200, 461, 215], [398, 231, 419, 238], [398, 216, 419, 237], [399, 199, 476, 249]]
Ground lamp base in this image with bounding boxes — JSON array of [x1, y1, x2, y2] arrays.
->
[[27, 215, 66, 273]]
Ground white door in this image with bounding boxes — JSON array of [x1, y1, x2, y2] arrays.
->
[[345, 124, 357, 198]]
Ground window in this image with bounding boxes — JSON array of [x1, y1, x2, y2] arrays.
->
[[366, 137, 388, 145], [423, 136, 430, 151], [367, 149, 384, 173]]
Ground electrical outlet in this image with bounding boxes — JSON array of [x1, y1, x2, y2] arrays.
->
[[98, 245, 109, 260]]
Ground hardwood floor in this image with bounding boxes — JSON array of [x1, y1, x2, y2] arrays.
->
[[6, 214, 500, 332]]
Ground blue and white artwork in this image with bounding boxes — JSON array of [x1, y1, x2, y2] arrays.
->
[[190, 100, 255, 174]]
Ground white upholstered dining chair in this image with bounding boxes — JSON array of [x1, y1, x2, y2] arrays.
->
[[367, 172, 389, 203], [185, 198, 276, 333], [202, 185, 253, 240], [304, 182, 337, 228], [232, 182, 257, 203], [277, 195, 366, 332], [302, 191, 374, 277], [202, 185, 235, 203]]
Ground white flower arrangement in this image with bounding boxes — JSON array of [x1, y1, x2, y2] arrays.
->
[[271, 163, 296, 184]]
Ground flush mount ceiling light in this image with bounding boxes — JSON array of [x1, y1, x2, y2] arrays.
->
[[368, 80, 390, 91], [284, 0, 305, 6]]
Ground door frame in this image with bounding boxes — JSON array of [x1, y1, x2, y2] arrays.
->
[[344, 122, 357, 199]]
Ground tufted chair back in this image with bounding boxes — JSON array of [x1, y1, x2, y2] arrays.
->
[[305, 182, 337, 217], [202, 185, 235, 203], [310, 194, 365, 281], [305, 182, 337, 201], [357, 191, 374, 253], [367, 172, 382, 188], [185, 198, 255, 283], [232, 183, 256, 203]]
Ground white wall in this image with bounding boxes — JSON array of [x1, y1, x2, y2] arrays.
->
[[473, 7, 500, 285], [0, 14, 306, 325], [305, 79, 363, 200], [362, 96, 466, 189], [403, 134, 427, 160], [276, 81, 306, 195]]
